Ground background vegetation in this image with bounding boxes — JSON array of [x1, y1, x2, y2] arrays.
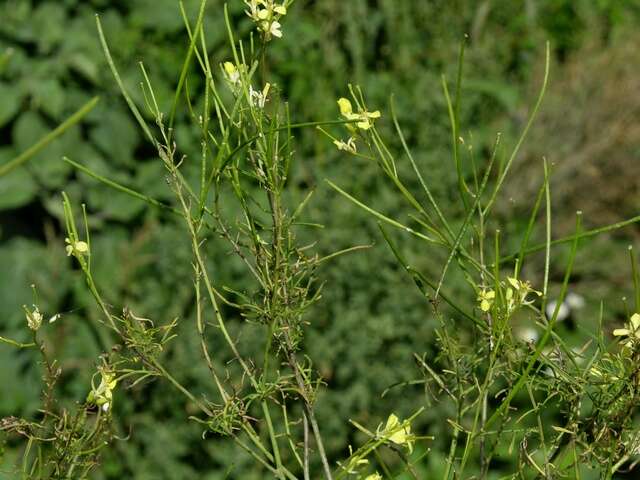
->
[[1, 0, 640, 478]]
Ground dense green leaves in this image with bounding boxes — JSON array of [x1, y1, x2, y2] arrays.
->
[[1, 0, 639, 478]]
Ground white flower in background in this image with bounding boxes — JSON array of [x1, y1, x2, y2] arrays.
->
[[249, 83, 271, 108], [546, 299, 570, 322], [516, 326, 539, 343], [545, 292, 585, 322], [566, 292, 585, 309], [65, 238, 88, 257], [24, 305, 43, 331]]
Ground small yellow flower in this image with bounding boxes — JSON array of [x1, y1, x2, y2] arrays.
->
[[613, 312, 640, 348], [478, 289, 495, 312], [505, 276, 541, 312], [383, 413, 414, 453], [364, 474, 382, 480], [223, 61, 240, 85], [338, 97, 353, 117], [65, 238, 88, 256], [87, 366, 118, 412], [337, 97, 381, 131]]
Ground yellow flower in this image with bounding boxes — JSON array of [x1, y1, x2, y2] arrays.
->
[[505, 277, 541, 312], [478, 289, 495, 312], [364, 474, 382, 480], [245, 0, 287, 40], [613, 312, 640, 348], [338, 97, 354, 117], [87, 366, 118, 412], [383, 413, 414, 453], [337, 97, 381, 131], [223, 61, 240, 85]]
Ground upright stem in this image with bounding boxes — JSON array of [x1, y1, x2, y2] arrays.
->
[[288, 351, 333, 480]]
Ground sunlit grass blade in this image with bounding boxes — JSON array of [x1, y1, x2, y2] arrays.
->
[[63, 157, 181, 216], [96, 15, 155, 145]]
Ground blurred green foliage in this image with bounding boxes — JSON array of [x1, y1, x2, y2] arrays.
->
[[1, 0, 640, 478]]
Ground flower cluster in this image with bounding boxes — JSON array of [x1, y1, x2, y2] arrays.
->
[[244, 0, 287, 40], [329, 97, 381, 155], [478, 277, 541, 314], [87, 365, 118, 413], [337, 98, 381, 132], [65, 238, 88, 257]]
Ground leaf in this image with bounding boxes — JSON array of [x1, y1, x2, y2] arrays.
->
[[89, 106, 139, 166], [130, 0, 186, 33], [0, 82, 22, 127], [12, 111, 72, 188], [31, 78, 66, 118], [32, 2, 66, 53], [0, 148, 37, 210]]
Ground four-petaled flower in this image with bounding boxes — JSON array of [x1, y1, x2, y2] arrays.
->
[[478, 289, 496, 312], [613, 312, 640, 348], [381, 413, 414, 453], [337, 97, 381, 131]]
